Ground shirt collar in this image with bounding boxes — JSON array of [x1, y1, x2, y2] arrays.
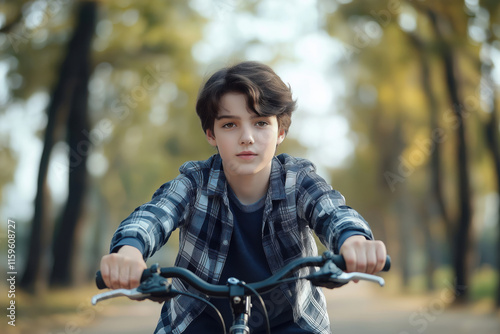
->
[[268, 156, 287, 201], [207, 154, 227, 197], [206, 154, 286, 201]]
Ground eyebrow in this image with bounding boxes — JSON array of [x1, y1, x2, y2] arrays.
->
[[215, 115, 239, 120], [215, 114, 267, 120]]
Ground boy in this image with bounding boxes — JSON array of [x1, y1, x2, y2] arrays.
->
[[100, 61, 386, 333]]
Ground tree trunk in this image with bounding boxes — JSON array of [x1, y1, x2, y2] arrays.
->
[[378, 115, 412, 287], [481, 55, 500, 308], [408, 32, 449, 290], [20, 3, 86, 294], [50, 1, 97, 287], [486, 98, 500, 309], [428, 10, 472, 302]]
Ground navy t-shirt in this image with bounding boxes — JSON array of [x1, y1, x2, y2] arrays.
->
[[185, 188, 310, 333]]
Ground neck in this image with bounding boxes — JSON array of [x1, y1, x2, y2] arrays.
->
[[224, 164, 271, 205]]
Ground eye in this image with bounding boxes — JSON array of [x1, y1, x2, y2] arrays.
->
[[222, 122, 236, 129], [256, 121, 269, 127]]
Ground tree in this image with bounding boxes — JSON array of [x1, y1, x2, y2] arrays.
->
[[407, 31, 446, 290], [21, 0, 97, 292], [480, 0, 500, 308], [426, 7, 472, 302], [50, 0, 97, 287], [320, 0, 499, 303]]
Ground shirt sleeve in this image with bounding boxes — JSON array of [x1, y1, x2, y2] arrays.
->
[[110, 237, 145, 254], [109, 173, 195, 260], [296, 169, 373, 253]]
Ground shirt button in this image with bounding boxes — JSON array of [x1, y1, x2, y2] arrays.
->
[[222, 240, 229, 246]]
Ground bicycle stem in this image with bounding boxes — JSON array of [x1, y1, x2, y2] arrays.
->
[[227, 278, 252, 334]]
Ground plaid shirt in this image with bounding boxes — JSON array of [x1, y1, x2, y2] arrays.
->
[[110, 154, 373, 334]]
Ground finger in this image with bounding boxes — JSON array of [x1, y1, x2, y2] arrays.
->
[[100, 260, 111, 289], [103, 254, 120, 289], [365, 247, 377, 274], [355, 247, 367, 273], [119, 262, 132, 289], [341, 247, 357, 273], [129, 265, 144, 288], [374, 241, 387, 273], [109, 262, 120, 289]]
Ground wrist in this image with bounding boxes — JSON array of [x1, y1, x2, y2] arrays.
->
[[117, 245, 143, 259]]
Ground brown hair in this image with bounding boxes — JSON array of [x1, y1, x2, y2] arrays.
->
[[196, 61, 296, 135]]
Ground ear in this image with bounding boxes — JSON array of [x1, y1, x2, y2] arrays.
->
[[277, 128, 286, 146], [206, 129, 217, 147]]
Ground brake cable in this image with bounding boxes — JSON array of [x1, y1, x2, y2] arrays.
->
[[237, 281, 271, 334]]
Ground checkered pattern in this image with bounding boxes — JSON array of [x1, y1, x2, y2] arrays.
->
[[110, 154, 373, 334]]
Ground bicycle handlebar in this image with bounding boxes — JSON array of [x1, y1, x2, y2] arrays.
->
[[93, 252, 390, 334], [95, 252, 391, 291]]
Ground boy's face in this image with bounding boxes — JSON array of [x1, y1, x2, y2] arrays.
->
[[206, 93, 285, 179]]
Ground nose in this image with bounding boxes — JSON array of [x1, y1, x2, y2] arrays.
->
[[240, 125, 254, 145]]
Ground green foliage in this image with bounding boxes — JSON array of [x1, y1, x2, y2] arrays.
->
[[322, 0, 500, 301], [470, 266, 498, 301], [1, 0, 499, 306], [81, 1, 212, 228], [0, 147, 16, 204]]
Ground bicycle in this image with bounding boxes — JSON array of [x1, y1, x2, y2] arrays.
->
[[92, 251, 391, 334]]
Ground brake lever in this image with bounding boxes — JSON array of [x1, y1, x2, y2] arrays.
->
[[333, 272, 385, 286], [91, 274, 175, 305], [92, 288, 148, 305], [309, 259, 385, 289], [309, 261, 347, 289]]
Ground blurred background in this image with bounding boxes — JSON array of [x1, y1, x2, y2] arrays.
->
[[0, 0, 499, 333]]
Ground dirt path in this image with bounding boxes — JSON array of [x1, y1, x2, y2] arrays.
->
[[326, 283, 500, 334], [35, 283, 500, 334], [79, 299, 162, 334]]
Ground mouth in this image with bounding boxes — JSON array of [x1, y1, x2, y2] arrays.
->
[[237, 151, 257, 159]]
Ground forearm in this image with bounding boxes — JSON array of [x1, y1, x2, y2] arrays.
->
[[110, 176, 192, 259], [296, 170, 373, 252], [110, 209, 174, 260], [314, 203, 373, 253]]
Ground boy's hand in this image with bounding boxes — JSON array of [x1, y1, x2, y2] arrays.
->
[[100, 245, 147, 290], [340, 235, 386, 276]]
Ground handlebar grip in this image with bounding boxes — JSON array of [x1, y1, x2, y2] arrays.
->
[[333, 255, 391, 272], [383, 256, 391, 271], [95, 271, 107, 289], [95, 268, 155, 290]]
